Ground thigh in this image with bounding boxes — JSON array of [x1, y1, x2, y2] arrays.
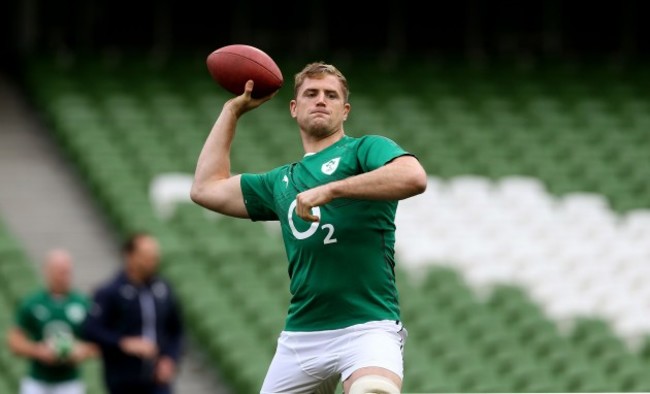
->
[[313, 374, 342, 394], [20, 378, 48, 394], [261, 332, 338, 394], [339, 321, 408, 383]]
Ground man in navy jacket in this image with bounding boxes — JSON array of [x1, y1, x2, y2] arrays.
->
[[83, 232, 184, 394]]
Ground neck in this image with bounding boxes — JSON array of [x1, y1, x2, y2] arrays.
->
[[302, 129, 345, 155], [49, 289, 67, 298], [125, 267, 144, 285]]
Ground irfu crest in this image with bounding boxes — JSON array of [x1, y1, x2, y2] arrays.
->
[[321, 157, 341, 175]]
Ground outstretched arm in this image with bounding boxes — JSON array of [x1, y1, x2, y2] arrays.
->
[[295, 155, 427, 222], [191, 80, 275, 217]]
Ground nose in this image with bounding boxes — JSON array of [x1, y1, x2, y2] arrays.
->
[[315, 92, 327, 104]]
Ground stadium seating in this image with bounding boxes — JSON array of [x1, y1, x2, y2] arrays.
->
[[21, 54, 650, 393]]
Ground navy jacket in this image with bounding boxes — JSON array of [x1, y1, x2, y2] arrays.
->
[[82, 271, 184, 387]]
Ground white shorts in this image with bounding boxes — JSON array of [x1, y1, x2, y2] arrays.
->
[[20, 377, 85, 394], [260, 320, 408, 394]]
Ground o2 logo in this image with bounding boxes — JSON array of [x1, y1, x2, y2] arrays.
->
[[288, 200, 337, 244]]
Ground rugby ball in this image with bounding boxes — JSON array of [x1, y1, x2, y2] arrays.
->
[[206, 44, 283, 98]]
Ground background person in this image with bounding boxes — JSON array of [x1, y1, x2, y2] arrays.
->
[[82, 232, 185, 394], [6, 248, 98, 394]]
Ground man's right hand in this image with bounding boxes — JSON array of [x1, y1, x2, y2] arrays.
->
[[227, 80, 276, 118], [119, 336, 158, 359]]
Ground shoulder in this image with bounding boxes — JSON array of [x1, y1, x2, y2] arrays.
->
[[151, 276, 172, 287], [14, 289, 47, 317], [242, 163, 292, 184], [256, 163, 291, 176], [350, 134, 406, 154], [267, 163, 293, 176], [19, 288, 47, 304], [150, 277, 178, 300], [340, 134, 399, 148], [357, 134, 400, 145], [92, 273, 124, 297]]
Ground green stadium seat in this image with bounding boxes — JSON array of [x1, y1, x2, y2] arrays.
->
[[507, 363, 558, 393], [22, 56, 650, 394], [0, 378, 16, 394], [560, 363, 611, 392]]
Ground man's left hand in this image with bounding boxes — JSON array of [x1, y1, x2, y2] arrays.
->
[[156, 356, 176, 384]]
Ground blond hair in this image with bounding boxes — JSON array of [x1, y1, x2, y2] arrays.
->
[[293, 62, 350, 102]]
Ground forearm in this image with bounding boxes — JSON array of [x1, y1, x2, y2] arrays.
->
[[329, 155, 427, 201], [192, 105, 239, 191], [190, 103, 250, 217], [7, 328, 41, 358], [77, 341, 100, 359]]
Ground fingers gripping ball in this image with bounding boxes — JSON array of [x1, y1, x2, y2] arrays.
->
[[349, 375, 401, 394], [206, 44, 283, 99]]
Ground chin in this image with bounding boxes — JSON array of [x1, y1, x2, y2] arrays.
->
[[307, 125, 334, 139]]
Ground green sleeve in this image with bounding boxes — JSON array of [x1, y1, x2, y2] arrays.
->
[[14, 297, 33, 335], [356, 135, 413, 172], [241, 168, 284, 221]]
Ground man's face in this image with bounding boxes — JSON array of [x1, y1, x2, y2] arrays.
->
[[130, 236, 160, 280], [45, 250, 73, 295], [290, 74, 350, 139]]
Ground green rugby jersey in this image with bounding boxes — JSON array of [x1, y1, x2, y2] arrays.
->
[[241, 134, 413, 331], [14, 288, 90, 382]]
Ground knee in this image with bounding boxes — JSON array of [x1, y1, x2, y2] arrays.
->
[[348, 375, 400, 394]]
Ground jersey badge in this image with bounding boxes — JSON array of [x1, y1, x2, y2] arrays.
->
[[66, 303, 87, 323], [321, 157, 341, 175]]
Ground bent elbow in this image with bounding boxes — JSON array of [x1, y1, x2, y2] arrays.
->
[[190, 183, 206, 207], [408, 179, 427, 197], [6, 330, 22, 356], [409, 168, 428, 195], [5, 339, 15, 356]]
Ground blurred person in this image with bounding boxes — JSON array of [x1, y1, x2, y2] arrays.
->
[[6, 249, 98, 394], [82, 232, 184, 394], [191, 61, 427, 394]]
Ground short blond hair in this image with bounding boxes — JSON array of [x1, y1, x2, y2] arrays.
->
[[293, 62, 349, 102]]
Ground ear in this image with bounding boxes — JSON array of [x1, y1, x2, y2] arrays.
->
[[343, 102, 351, 121], [290, 100, 297, 118]]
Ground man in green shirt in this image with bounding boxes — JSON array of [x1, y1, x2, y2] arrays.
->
[[191, 61, 427, 393], [7, 249, 98, 394]]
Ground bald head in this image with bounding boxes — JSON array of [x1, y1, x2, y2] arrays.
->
[[44, 249, 73, 295]]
